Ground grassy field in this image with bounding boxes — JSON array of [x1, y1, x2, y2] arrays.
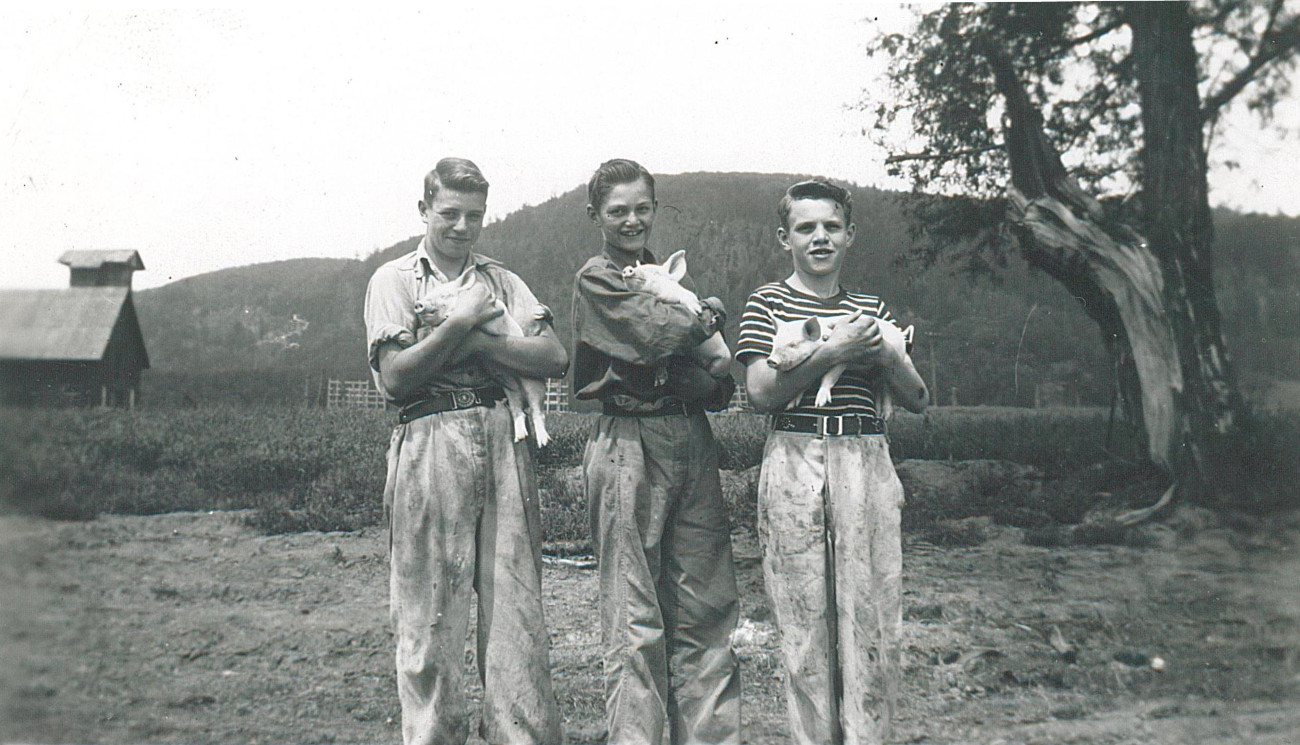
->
[[2, 405, 1293, 539]]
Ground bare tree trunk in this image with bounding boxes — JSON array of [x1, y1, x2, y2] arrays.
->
[[984, 46, 1182, 475], [981, 3, 1248, 507], [1128, 2, 1246, 503]]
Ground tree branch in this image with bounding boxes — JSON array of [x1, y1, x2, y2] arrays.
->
[[884, 145, 1003, 165], [1201, 6, 1300, 118], [1057, 17, 1126, 52], [1190, 0, 1245, 31]]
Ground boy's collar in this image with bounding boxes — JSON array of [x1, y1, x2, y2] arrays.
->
[[785, 272, 841, 300], [413, 238, 501, 280], [602, 247, 656, 270]]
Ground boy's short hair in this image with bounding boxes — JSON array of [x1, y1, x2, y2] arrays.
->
[[587, 158, 655, 211], [423, 158, 490, 203], [777, 179, 853, 228]]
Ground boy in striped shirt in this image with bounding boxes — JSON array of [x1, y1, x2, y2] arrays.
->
[[736, 179, 928, 745]]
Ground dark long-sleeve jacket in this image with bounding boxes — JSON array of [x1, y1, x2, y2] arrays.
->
[[570, 249, 734, 409]]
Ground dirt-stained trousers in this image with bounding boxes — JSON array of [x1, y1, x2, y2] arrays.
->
[[757, 431, 904, 745], [584, 412, 742, 745], [384, 403, 562, 745]]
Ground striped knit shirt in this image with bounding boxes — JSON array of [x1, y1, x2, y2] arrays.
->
[[735, 280, 896, 416]]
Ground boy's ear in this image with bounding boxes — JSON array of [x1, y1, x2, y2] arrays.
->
[[586, 204, 599, 222], [845, 222, 856, 248], [777, 226, 791, 251], [665, 250, 687, 281], [418, 200, 429, 219]]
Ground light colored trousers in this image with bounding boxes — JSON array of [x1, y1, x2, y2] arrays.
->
[[583, 412, 741, 745], [384, 404, 562, 745], [757, 431, 904, 745]]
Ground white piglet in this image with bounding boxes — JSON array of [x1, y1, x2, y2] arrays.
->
[[621, 250, 732, 377], [413, 271, 551, 447], [767, 309, 914, 414]]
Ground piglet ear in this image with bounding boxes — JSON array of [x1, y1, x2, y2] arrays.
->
[[664, 250, 687, 281], [802, 317, 822, 340]]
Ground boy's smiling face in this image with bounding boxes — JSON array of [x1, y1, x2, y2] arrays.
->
[[420, 187, 487, 274], [589, 178, 656, 257], [779, 197, 856, 280]]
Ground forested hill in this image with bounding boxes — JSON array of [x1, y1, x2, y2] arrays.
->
[[133, 172, 1300, 407], [362, 172, 918, 349]]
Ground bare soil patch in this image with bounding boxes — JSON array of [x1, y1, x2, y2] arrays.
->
[[2, 506, 1298, 744]]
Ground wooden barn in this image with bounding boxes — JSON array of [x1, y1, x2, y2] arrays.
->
[[0, 250, 150, 407]]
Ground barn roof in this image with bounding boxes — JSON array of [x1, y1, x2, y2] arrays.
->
[[0, 287, 137, 361], [58, 250, 145, 270]]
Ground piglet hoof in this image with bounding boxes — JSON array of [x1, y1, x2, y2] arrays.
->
[[814, 388, 834, 407], [513, 414, 530, 442], [530, 414, 550, 447]]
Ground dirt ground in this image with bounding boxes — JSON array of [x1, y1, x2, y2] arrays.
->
[[2, 504, 1299, 745]]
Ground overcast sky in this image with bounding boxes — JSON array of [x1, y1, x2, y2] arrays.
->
[[3, 3, 1297, 291]]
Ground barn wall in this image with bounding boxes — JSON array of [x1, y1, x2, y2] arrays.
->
[[0, 361, 101, 407]]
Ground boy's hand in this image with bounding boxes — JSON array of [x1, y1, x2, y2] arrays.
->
[[451, 282, 504, 327], [825, 314, 884, 365], [698, 296, 726, 335]]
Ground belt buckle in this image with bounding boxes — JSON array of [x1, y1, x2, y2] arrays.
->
[[452, 390, 476, 409], [820, 415, 844, 437]]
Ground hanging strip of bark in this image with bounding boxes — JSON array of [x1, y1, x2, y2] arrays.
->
[[981, 46, 1183, 473]]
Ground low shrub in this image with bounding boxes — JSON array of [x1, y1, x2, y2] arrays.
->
[[1221, 408, 1300, 512], [537, 465, 587, 544], [0, 406, 391, 527], [4, 403, 1293, 536], [533, 413, 592, 468], [886, 406, 1145, 473], [708, 414, 768, 471]]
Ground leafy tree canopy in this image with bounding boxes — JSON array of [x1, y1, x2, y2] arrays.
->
[[865, 1, 1299, 268]]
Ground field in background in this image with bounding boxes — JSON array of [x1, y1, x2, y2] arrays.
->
[[4, 405, 1296, 540]]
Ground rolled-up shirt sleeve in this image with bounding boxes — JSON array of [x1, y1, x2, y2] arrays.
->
[[575, 265, 711, 365], [363, 263, 417, 375]]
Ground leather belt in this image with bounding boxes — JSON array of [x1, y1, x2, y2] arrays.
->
[[771, 412, 886, 437], [398, 386, 506, 424], [602, 396, 704, 418]]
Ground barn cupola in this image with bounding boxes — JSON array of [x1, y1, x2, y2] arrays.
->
[[58, 250, 146, 289]]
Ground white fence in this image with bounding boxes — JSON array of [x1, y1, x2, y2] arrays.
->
[[728, 382, 749, 412], [326, 379, 386, 409], [326, 378, 573, 412], [544, 379, 570, 412]]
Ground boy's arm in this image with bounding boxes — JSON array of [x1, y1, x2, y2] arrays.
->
[[576, 264, 713, 364], [461, 325, 568, 378], [373, 305, 503, 401], [743, 313, 887, 412], [882, 347, 929, 413], [837, 315, 929, 413], [459, 269, 568, 378]]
